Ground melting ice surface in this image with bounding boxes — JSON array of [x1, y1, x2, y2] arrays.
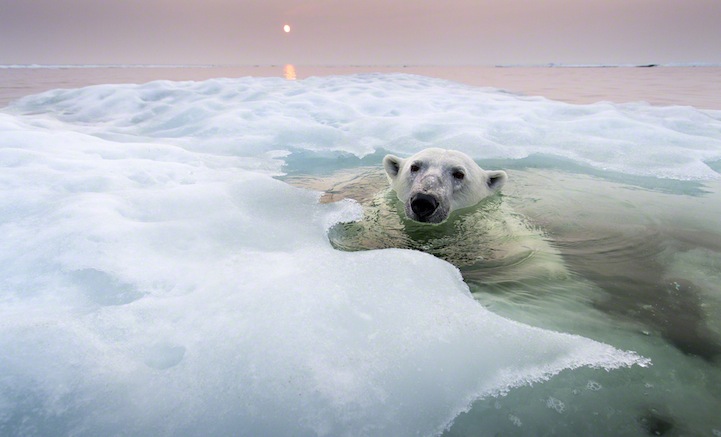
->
[[1, 73, 720, 436]]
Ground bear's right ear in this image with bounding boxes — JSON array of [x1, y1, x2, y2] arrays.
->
[[383, 154, 404, 180]]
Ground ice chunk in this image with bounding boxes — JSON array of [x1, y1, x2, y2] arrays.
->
[[0, 75, 655, 435], [8, 74, 721, 180]]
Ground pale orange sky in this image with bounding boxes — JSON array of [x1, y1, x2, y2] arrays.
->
[[1, 0, 720, 66]]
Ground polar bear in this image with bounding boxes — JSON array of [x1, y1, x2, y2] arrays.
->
[[383, 148, 508, 224], [285, 148, 567, 279]]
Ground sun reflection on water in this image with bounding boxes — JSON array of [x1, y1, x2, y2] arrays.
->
[[283, 64, 297, 80]]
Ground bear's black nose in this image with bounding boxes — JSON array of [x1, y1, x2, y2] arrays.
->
[[410, 193, 439, 221]]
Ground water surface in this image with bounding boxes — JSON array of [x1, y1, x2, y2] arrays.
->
[[286, 157, 721, 436]]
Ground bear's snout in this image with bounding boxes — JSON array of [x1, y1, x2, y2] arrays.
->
[[410, 193, 440, 222]]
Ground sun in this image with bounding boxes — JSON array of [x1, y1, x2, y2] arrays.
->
[[283, 24, 291, 33]]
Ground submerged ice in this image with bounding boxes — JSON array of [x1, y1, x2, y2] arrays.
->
[[3, 73, 717, 435]]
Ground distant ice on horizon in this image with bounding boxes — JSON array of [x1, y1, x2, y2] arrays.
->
[[2, 62, 721, 69]]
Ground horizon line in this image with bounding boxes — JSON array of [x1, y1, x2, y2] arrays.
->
[[2, 62, 721, 70]]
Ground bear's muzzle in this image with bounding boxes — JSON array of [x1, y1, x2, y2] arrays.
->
[[410, 193, 441, 223]]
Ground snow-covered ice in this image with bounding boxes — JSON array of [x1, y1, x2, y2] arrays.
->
[[4, 73, 717, 435]]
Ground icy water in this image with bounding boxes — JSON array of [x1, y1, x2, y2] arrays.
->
[[2, 64, 721, 109], [288, 161, 721, 436], [1, 66, 721, 436]]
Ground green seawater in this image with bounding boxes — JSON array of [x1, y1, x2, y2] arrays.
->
[[285, 154, 721, 436]]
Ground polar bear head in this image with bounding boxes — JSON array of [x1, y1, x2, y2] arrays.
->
[[383, 148, 507, 224]]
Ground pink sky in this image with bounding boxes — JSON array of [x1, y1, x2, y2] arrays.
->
[[1, 0, 720, 65]]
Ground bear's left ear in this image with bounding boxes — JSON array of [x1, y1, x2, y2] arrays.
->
[[383, 154, 404, 180], [486, 170, 508, 192]]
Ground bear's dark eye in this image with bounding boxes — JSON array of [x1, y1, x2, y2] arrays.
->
[[452, 170, 465, 180], [410, 163, 420, 173]]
